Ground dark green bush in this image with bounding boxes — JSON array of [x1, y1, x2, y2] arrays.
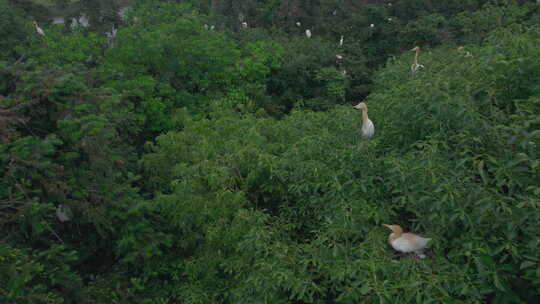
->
[[1, 1, 539, 303], [131, 25, 540, 303]]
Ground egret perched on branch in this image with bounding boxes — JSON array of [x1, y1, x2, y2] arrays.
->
[[354, 102, 374, 139], [241, 22, 248, 29], [296, 21, 301, 27], [384, 224, 431, 259], [33, 21, 45, 36], [305, 29, 312, 38], [339, 35, 344, 47], [369, 24, 374, 28], [411, 46, 425, 73]]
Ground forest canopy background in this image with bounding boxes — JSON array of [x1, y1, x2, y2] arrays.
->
[[1, 0, 539, 303]]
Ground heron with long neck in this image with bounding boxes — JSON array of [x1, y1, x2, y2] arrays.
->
[[354, 102, 374, 139], [33, 21, 45, 36], [411, 46, 424, 73]]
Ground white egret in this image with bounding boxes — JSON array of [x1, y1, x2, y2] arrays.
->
[[305, 29, 311, 38], [384, 224, 431, 259], [241, 22, 248, 29], [353, 102, 374, 139], [33, 21, 45, 36], [370, 24, 374, 28], [411, 46, 425, 73], [56, 204, 73, 222], [339, 35, 344, 47], [296, 21, 301, 27]]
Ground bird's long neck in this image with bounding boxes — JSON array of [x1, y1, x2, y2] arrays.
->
[[362, 109, 369, 125], [388, 231, 401, 242], [414, 49, 420, 65]]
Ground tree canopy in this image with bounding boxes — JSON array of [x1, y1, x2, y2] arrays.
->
[[1, 0, 539, 303]]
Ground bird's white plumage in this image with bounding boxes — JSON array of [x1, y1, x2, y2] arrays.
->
[[411, 46, 424, 74], [33, 21, 45, 36], [56, 204, 72, 222], [385, 225, 431, 258], [361, 118, 375, 139], [411, 63, 425, 73], [389, 235, 431, 253], [106, 25, 117, 38], [305, 29, 312, 38], [354, 102, 374, 139]]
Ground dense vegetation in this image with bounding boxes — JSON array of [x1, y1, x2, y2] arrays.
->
[[1, 0, 539, 303]]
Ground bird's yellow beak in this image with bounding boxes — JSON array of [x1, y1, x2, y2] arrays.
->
[[383, 224, 392, 229]]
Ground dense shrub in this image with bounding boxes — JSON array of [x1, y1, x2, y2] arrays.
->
[[1, 1, 539, 303], [131, 25, 540, 303], [0, 62, 144, 303]]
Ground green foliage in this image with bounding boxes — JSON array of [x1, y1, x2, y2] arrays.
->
[[0, 243, 83, 304], [450, 1, 530, 44], [102, 2, 246, 133], [0, 0, 31, 61], [400, 13, 450, 46], [2, 0, 540, 303], [266, 36, 344, 112], [1, 61, 142, 301], [33, 27, 106, 67], [130, 24, 540, 303]]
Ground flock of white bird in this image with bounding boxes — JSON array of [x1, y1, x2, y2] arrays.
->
[[35, 10, 435, 258], [353, 45, 434, 258]]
